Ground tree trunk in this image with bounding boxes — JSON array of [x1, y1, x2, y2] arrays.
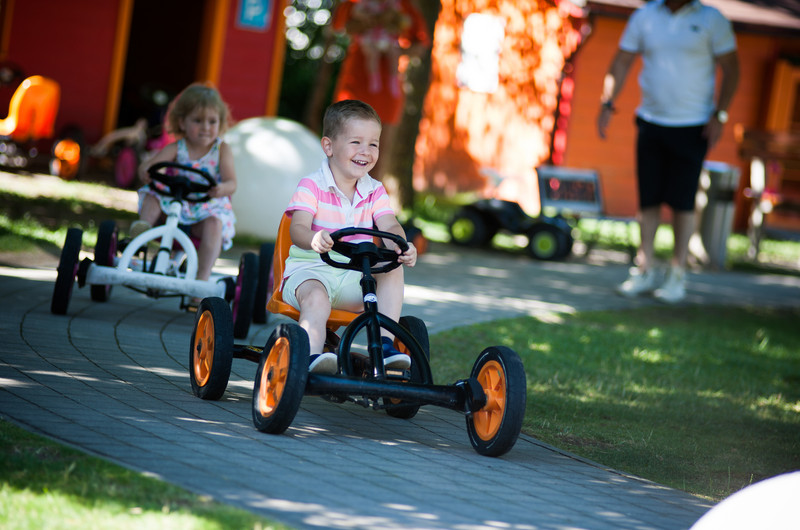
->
[[383, 1, 440, 212]]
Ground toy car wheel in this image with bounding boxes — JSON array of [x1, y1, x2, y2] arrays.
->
[[384, 315, 431, 419], [466, 346, 526, 457], [527, 223, 570, 261], [51, 228, 83, 315], [189, 297, 233, 400], [114, 146, 139, 188], [253, 242, 274, 324], [449, 208, 493, 247], [232, 252, 257, 339], [252, 323, 309, 434], [90, 220, 118, 302]]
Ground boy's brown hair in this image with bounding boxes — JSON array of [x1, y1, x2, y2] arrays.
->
[[322, 99, 381, 140]]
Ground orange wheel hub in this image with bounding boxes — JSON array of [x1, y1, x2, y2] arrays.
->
[[257, 337, 290, 417], [473, 360, 506, 440]]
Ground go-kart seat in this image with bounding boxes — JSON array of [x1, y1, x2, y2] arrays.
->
[[0, 76, 60, 142], [267, 212, 358, 330]]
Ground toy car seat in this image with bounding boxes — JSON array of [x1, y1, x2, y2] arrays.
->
[[0, 75, 60, 142], [267, 212, 358, 331]]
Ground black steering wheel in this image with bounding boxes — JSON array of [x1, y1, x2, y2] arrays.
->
[[147, 161, 216, 203], [321, 227, 409, 275]]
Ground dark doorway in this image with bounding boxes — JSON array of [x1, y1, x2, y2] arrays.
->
[[117, 0, 207, 129]]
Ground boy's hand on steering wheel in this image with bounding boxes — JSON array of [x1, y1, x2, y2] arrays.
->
[[396, 241, 417, 267], [311, 230, 334, 254]]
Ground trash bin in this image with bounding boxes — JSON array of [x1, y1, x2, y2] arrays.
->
[[699, 161, 740, 269]]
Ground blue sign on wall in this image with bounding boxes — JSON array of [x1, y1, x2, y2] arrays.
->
[[237, 0, 272, 31]]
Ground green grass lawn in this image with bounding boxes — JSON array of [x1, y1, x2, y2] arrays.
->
[[430, 305, 800, 501], [0, 421, 287, 530]]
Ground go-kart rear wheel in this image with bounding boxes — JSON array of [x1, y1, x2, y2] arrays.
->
[[252, 323, 309, 434], [527, 223, 570, 261], [253, 242, 274, 324], [449, 208, 494, 247], [466, 346, 526, 457], [51, 228, 83, 315], [385, 316, 430, 419], [189, 297, 233, 400], [232, 252, 257, 339], [114, 146, 139, 188], [90, 220, 118, 302]]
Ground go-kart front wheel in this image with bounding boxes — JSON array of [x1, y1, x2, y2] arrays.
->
[[232, 252, 257, 339], [466, 346, 526, 457], [189, 297, 233, 400], [51, 228, 83, 315], [90, 220, 118, 302], [252, 323, 309, 434]]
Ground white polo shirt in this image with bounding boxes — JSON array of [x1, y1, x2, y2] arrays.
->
[[619, 0, 736, 126]]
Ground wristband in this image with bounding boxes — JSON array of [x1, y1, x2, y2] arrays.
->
[[601, 100, 616, 112]]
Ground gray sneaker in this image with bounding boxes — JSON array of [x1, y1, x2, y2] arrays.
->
[[654, 267, 686, 303], [617, 268, 658, 297]]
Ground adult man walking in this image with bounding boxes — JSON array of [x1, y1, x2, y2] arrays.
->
[[597, 0, 739, 303]]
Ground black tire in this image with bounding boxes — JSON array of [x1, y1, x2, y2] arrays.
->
[[449, 208, 494, 247], [384, 316, 431, 419], [232, 252, 257, 339], [51, 228, 83, 315], [527, 223, 570, 261], [114, 145, 139, 188], [466, 346, 527, 457], [90, 220, 118, 302], [252, 323, 309, 434], [253, 242, 274, 324], [189, 297, 234, 400]]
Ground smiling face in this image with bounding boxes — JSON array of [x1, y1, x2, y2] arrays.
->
[[322, 117, 382, 189], [179, 105, 221, 152]]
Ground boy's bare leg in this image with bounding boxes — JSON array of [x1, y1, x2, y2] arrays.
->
[[295, 280, 333, 356]]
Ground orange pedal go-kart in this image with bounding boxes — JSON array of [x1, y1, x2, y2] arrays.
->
[[189, 215, 527, 457]]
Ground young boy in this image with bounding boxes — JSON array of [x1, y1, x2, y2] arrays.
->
[[281, 99, 417, 374]]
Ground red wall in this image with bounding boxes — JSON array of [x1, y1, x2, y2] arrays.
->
[[5, 0, 119, 142], [217, 2, 283, 122]]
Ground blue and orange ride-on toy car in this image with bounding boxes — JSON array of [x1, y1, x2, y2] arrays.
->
[[189, 213, 528, 457], [51, 161, 258, 338]]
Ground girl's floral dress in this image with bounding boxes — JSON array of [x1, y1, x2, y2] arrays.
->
[[138, 137, 236, 250]]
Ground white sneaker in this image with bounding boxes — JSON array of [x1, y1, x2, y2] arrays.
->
[[309, 352, 338, 374], [130, 220, 152, 240], [654, 267, 686, 303], [617, 268, 658, 297]]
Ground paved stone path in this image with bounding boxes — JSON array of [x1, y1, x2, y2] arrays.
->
[[2, 243, 798, 529]]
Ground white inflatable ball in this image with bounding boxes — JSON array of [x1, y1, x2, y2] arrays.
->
[[225, 117, 324, 240]]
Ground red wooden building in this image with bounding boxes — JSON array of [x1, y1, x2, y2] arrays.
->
[[0, 0, 286, 143]]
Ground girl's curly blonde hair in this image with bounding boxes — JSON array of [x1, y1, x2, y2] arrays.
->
[[165, 83, 232, 137]]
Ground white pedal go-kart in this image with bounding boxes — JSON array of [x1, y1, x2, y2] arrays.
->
[[51, 161, 257, 338]]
